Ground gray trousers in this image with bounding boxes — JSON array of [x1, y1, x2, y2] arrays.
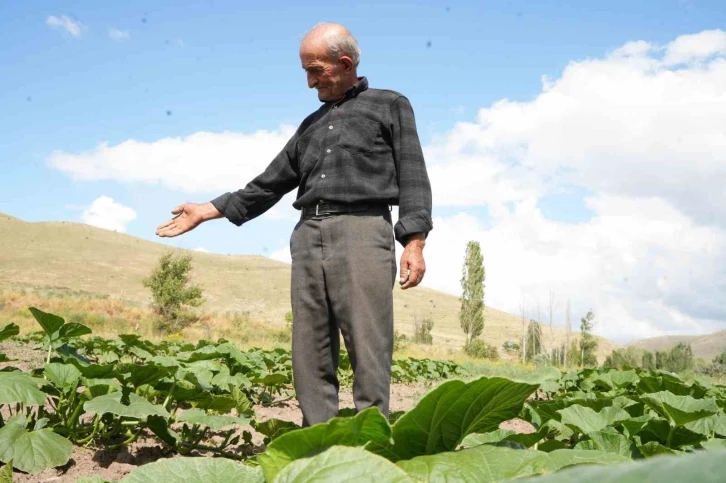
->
[[289, 210, 397, 427]]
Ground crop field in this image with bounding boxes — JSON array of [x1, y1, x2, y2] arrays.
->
[[1, 307, 726, 482]]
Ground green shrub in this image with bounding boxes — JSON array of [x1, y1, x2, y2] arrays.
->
[[465, 339, 499, 360]]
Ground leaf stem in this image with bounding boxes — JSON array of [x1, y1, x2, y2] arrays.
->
[[666, 425, 675, 448]]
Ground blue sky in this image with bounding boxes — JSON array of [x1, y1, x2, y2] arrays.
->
[[3, 0, 726, 341]]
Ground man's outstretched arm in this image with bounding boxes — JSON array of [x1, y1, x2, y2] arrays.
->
[[155, 133, 301, 238]]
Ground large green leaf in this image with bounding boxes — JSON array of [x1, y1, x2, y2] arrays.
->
[[0, 323, 19, 342], [685, 413, 726, 437], [545, 449, 630, 469], [701, 438, 726, 450], [58, 322, 92, 339], [558, 405, 631, 434], [518, 448, 726, 483], [459, 429, 516, 448], [120, 457, 263, 483], [460, 427, 550, 449], [116, 364, 170, 388], [177, 408, 251, 430], [273, 446, 413, 483], [594, 370, 639, 390], [576, 430, 633, 457], [640, 391, 719, 426], [258, 407, 391, 482], [0, 415, 73, 475], [639, 418, 706, 448], [397, 444, 555, 482], [637, 441, 678, 457], [84, 392, 170, 420], [370, 376, 538, 461], [28, 307, 64, 338], [44, 363, 82, 391], [0, 371, 46, 405], [396, 445, 629, 482]]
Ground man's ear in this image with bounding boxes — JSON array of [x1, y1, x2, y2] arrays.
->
[[339, 55, 354, 73]]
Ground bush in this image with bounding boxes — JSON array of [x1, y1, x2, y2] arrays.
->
[[393, 330, 408, 352], [413, 317, 434, 345], [465, 339, 499, 360], [143, 250, 205, 334]]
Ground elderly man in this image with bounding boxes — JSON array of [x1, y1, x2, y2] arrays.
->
[[156, 23, 433, 426]]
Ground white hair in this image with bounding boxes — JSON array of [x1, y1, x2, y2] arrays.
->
[[326, 31, 361, 67], [303, 23, 361, 67]]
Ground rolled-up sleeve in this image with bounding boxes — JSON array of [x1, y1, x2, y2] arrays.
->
[[390, 96, 433, 245], [210, 134, 300, 226]]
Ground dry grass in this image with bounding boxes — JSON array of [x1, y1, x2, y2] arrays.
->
[[0, 212, 619, 361]]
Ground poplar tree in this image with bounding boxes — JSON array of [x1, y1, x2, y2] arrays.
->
[[460, 241, 485, 347]]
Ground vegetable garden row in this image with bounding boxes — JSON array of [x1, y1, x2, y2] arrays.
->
[[1, 307, 725, 482]]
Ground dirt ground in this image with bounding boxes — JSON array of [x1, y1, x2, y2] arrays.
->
[[3, 342, 535, 483]]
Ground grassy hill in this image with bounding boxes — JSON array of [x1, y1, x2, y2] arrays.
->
[[0, 212, 618, 361], [628, 331, 726, 362]]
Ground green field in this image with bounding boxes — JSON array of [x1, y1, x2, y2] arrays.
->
[[1, 308, 726, 482]]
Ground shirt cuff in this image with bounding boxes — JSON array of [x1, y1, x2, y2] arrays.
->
[[210, 192, 245, 226], [394, 210, 433, 246]]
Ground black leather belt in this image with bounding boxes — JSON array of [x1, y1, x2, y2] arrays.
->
[[301, 201, 390, 219]]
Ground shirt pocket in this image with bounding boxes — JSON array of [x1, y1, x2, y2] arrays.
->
[[340, 117, 380, 156]]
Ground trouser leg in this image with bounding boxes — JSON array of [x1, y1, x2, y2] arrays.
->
[[290, 219, 340, 427], [322, 212, 397, 417]]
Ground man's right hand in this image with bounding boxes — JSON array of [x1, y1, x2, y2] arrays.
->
[[155, 202, 222, 238]]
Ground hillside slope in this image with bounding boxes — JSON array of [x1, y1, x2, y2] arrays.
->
[[629, 331, 726, 362], [0, 212, 618, 359]]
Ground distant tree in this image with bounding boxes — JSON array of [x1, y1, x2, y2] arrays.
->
[[525, 320, 542, 362], [579, 311, 598, 366], [568, 338, 582, 367], [665, 343, 694, 372], [413, 315, 434, 345], [459, 241, 485, 347], [642, 351, 656, 370], [604, 346, 650, 369], [142, 250, 204, 332]]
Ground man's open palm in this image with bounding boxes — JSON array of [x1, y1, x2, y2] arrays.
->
[[155, 203, 204, 238]]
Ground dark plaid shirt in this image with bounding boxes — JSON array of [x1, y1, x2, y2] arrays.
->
[[210, 77, 433, 245]]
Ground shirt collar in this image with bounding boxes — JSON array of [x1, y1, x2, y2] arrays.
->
[[345, 76, 368, 97], [325, 76, 368, 105]]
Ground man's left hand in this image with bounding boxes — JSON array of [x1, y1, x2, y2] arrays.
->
[[399, 233, 426, 290]]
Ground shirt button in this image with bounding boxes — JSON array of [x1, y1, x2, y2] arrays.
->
[[329, 125, 333, 129], [321, 174, 326, 178], [326, 148, 331, 153]]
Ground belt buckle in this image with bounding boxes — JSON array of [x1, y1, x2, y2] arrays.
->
[[315, 200, 325, 217]]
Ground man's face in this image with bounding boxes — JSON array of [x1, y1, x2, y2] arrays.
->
[[300, 40, 350, 102]]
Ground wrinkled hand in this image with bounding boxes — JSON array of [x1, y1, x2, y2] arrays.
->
[[155, 202, 210, 238], [399, 233, 426, 290]]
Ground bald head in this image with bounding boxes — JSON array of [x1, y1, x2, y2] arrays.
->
[[301, 23, 361, 67], [300, 23, 361, 102]]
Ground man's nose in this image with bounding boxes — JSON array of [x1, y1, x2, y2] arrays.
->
[[307, 72, 317, 88]]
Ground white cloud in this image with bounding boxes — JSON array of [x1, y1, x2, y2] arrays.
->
[[48, 128, 297, 197], [421, 196, 726, 343], [194, 247, 209, 253], [425, 29, 726, 228], [108, 28, 130, 41], [81, 196, 137, 233], [46, 15, 86, 38]]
